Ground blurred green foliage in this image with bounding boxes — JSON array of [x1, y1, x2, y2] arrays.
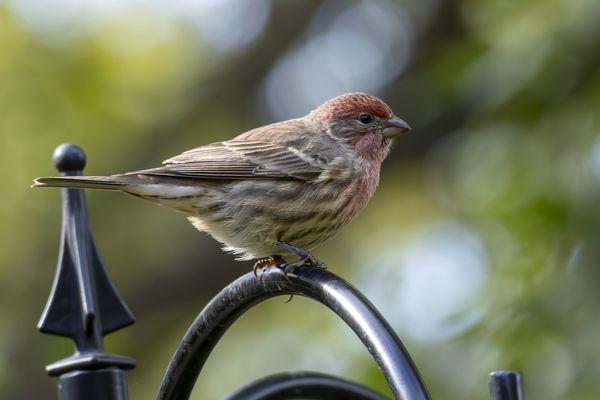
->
[[1, 0, 600, 399]]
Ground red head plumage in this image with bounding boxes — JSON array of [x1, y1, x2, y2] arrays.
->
[[314, 92, 393, 122]]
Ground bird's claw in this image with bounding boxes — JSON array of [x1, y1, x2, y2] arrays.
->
[[252, 255, 284, 279], [278, 263, 297, 275], [251, 243, 327, 283], [303, 254, 327, 269], [275, 240, 327, 270], [251, 255, 298, 282]]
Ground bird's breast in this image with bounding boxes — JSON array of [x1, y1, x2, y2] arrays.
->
[[337, 160, 381, 221]]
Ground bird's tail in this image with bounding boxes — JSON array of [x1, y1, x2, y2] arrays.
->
[[32, 176, 127, 191]]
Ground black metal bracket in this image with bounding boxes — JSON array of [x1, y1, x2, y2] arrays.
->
[[224, 371, 389, 400], [155, 266, 526, 400], [38, 143, 135, 399]]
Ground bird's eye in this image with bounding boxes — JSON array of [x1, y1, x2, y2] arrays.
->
[[359, 114, 373, 124]]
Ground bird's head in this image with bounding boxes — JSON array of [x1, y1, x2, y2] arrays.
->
[[309, 92, 411, 160]]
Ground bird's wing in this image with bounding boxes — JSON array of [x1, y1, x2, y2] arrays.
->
[[132, 140, 324, 181]]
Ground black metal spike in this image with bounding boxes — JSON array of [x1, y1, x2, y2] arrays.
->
[[38, 143, 135, 378]]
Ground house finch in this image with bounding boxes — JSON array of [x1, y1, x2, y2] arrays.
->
[[33, 93, 411, 274]]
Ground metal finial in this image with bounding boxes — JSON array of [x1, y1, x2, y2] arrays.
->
[[39, 144, 135, 380], [53, 143, 86, 172]]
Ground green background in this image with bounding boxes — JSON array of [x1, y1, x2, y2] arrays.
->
[[1, 0, 600, 398]]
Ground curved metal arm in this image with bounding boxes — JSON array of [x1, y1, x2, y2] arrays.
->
[[224, 371, 390, 400], [156, 266, 430, 400]]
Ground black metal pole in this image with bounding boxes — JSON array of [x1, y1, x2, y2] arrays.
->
[[38, 144, 135, 400], [58, 368, 130, 399], [489, 370, 525, 400], [224, 371, 390, 400], [156, 266, 430, 400]]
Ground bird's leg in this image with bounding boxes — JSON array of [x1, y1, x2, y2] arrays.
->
[[253, 255, 285, 278], [275, 240, 327, 269]]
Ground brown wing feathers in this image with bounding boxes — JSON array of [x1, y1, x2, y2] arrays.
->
[[33, 140, 324, 189], [138, 140, 322, 181]]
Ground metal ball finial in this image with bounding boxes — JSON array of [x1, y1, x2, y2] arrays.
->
[[53, 143, 86, 172]]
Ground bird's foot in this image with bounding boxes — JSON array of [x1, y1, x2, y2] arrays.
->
[[275, 240, 327, 270], [252, 255, 284, 278], [277, 262, 298, 276]]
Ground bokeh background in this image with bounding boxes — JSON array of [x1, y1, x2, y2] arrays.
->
[[1, 0, 600, 398]]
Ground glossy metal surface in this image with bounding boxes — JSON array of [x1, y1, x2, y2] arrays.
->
[[489, 371, 525, 400], [58, 368, 129, 400], [39, 143, 135, 399], [156, 266, 430, 400], [224, 371, 389, 400]]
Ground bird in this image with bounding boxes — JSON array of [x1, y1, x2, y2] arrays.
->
[[33, 92, 411, 275]]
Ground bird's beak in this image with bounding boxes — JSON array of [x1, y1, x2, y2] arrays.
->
[[382, 115, 411, 138]]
